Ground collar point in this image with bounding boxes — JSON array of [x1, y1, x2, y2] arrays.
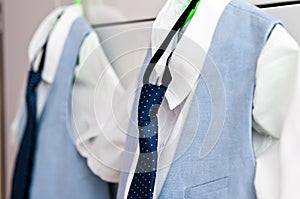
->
[[165, 91, 181, 110]]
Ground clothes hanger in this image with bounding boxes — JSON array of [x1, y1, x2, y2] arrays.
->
[[183, 0, 201, 27], [143, 0, 200, 85], [161, 0, 201, 86]]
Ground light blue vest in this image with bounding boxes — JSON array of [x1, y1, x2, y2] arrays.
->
[[19, 18, 110, 199], [118, 0, 281, 198]]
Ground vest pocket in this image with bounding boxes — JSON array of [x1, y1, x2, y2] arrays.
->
[[184, 176, 229, 199]]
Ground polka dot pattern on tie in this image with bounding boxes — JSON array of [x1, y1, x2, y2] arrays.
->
[[127, 83, 166, 199], [138, 83, 166, 127]]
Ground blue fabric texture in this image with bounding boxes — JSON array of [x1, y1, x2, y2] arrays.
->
[[16, 17, 110, 199], [11, 71, 42, 199], [127, 84, 166, 199]]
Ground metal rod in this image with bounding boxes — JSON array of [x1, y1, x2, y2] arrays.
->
[[91, 1, 300, 28], [257, 0, 300, 8], [92, 17, 156, 28]]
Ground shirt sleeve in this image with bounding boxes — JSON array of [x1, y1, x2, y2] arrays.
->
[[72, 31, 126, 183], [253, 24, 300, 199]]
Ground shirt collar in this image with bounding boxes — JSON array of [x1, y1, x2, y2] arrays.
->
[[151, 0, 231, 110], [151, 0, 192, 55], [150, 0, 190, 83], [42, 4, 83, 83], [28, 7, 64, 70], [28, 4, 83, 84]]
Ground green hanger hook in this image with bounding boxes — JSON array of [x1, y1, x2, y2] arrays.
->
[[183, 0, 201, 28], [74, 0, 81, 4]]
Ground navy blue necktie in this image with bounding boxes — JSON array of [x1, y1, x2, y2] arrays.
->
[[127, 83, 166, 199], [11, 14, 63, 198], [11, 41, 47, 199], [127, 1, 199, 197], [11, 70, 42, 199]]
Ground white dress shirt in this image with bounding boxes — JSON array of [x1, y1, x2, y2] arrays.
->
[[253, 25, 300, 199], [121, 0, 300, 198], [71, 27, 128, 183]]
